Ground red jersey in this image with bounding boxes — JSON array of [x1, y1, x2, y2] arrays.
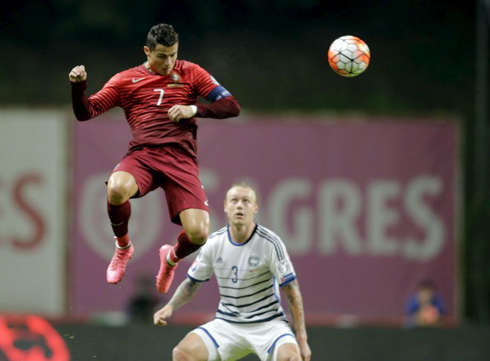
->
[[72, 60, 234, 156]]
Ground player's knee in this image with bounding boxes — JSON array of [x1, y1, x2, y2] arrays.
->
[[185, 228, 208, 246], [276, 344, 301, 361], [180, 209, 210, 245], [107, 172, 137, 205], [107, 183, 131, 205], [172, 346, 184, 360], [277, 356, 301, 361], [172, 345, 195, 361]]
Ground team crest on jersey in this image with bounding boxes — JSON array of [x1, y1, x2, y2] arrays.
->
[[248, 256, 259, 267], [168, 72, 184, 87], [171, 72, 180, 82]]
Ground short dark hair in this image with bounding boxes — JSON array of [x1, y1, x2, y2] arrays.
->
[[146, 24, 179, 50]]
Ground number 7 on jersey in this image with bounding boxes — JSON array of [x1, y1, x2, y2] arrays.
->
[[154, 89, 165, 106]]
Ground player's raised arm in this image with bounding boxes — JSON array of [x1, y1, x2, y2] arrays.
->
[[153, 278, 202, 326], [69, 64, 93, 121], [282, 280, 312, 361], [69, 66, 120, 121]]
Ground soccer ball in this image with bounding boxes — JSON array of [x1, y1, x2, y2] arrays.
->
[[328, 35, 370, 77]]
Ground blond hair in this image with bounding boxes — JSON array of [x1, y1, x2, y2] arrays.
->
[[225, 182, 259, 205]]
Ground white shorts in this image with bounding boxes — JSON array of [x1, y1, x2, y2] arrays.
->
[[190, 318, 298, 361]]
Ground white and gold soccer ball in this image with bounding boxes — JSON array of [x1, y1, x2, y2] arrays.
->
[[328, 35, 371, 77]]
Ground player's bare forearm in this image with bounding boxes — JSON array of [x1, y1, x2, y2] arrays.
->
[[283, 280, 307, 338], [154, 278, 202, 326], [167, 278, 202, 311], [282, 280, 312, 360]]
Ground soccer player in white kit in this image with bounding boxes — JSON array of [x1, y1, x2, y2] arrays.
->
[[154, 183, 311, 361]]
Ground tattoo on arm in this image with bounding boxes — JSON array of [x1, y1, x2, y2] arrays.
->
[[283, 280, 307, 337], [168, 279, 202, 311]]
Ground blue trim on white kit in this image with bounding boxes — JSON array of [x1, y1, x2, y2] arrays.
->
[[187, 274, 209, 283], [267, 333, 295, 353], [256, 226, 285, 261], [227, 224, 257, 246], [279, 274, 296, 287], [197, 327, 220, 349]]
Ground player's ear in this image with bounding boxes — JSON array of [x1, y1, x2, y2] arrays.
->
[[143, 46, 150, 56]]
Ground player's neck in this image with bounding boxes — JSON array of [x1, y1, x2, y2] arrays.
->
[[229, 222, 256, 244], [144, 61, 156, 74]]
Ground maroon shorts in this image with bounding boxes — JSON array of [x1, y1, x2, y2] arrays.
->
[[112, 145, 209, 225]]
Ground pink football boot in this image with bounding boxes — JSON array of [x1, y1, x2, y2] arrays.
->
[[156, 245, 178, 294], [106, 243, 134, 284]]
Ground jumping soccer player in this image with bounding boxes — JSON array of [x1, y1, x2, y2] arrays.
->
[[154, 183, 312, 361], [69, 23, 240, 293]]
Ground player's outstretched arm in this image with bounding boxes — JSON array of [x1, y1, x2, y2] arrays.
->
[[69, 65, 118, 121], [194, 96, 240, 119], [282, 280, 312, 361], [154, 278, 202, 326], [168, 96, 240, 123]]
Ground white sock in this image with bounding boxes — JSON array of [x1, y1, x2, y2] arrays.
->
[[115, 240, 131, 250], [166, 248, 177, 266]]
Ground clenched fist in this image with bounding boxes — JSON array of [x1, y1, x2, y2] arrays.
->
[[69, 65, 87, 82]]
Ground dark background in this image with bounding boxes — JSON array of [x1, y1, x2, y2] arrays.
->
[[54, 324, 490, 361], [1, 0, 488, 324]]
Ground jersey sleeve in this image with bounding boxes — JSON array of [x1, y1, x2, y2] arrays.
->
[[85, 73, 121, 117], [187, 241, 214, 282], [192, 64, 232, 102], [266, 232, 297, 287], [71, 74, 121, 121]]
